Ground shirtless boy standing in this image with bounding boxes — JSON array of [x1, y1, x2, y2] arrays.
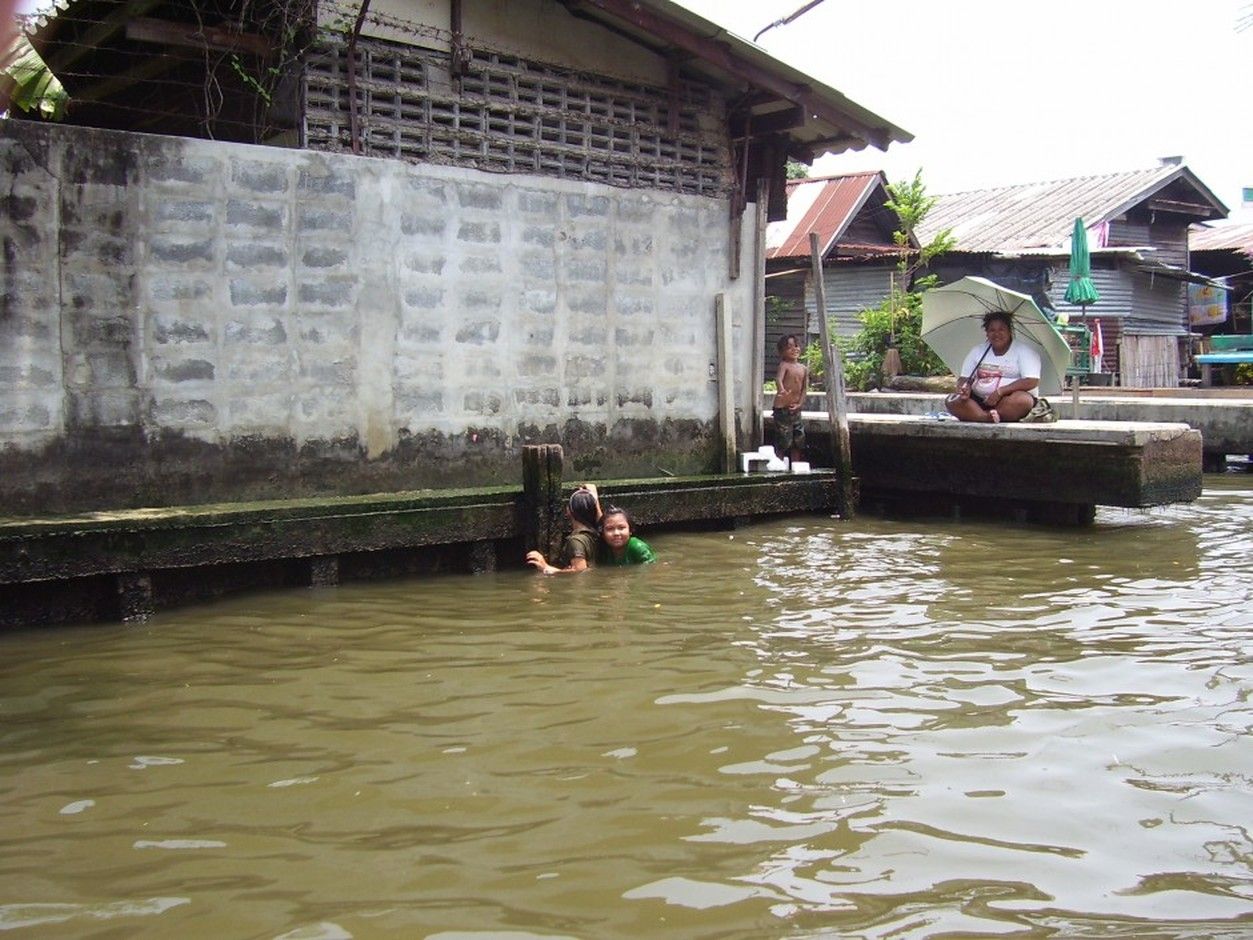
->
[[772, 334, 808, 463]]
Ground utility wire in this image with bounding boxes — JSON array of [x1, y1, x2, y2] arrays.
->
[[753, 0, 826, 43]]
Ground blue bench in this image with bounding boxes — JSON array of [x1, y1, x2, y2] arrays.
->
[[1195, 334, 1253, 386]]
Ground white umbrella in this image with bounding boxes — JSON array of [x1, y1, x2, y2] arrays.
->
[[921, 276, 1072, 397]]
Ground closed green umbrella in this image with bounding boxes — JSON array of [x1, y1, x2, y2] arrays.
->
[[1064, 217, 1099, 407], [1064, 217, 1099, 307]]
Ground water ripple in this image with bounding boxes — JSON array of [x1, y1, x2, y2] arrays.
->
[[0, 478, 1250, 937]]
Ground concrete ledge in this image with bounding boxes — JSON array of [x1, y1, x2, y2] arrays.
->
[[0, 473, 838, 587], [787, 391, 1252, 461], [794, 412, 1202, 510]]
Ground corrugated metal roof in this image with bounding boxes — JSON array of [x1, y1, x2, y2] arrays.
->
[[918, 165, 1228, 255], [1190, 221, 1253, 259], [765, 172, 885, 260]]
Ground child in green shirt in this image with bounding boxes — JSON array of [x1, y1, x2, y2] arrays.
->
[[599, 506, 656, 565]]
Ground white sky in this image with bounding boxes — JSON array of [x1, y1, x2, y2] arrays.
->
[[675, 0, 1253, 219]]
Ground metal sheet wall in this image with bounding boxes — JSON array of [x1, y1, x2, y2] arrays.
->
[[804, 263, 894, 338], [1127, 273, 1187, 335], [1050, 264, 1129, 319], [1050, 263, 1185, 335], [764, 271, 808, 380]]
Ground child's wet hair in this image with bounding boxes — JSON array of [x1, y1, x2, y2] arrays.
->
[[776, 333, 799, 353], [568, 488, 600, 528]]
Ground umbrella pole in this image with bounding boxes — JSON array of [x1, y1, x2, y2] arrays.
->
[[1071, 306, 1085, 414]]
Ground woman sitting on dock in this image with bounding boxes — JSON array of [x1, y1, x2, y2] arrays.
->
[[945, 310, 1041, 424], [525, 485, 602, 575]]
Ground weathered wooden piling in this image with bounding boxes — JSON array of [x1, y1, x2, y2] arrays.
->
[[521, 444, 565, 562], [809, 232, 856, 518]]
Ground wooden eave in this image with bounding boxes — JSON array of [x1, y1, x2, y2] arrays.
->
[[561, 0, 911, 158]]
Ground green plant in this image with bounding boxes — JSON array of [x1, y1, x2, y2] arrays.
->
[[840, 292, 947, 390], [802, 339, 825, 386], [1, 25, 69, 120], [1235, 363, 1253, 385], [839, 171, 955, 390]]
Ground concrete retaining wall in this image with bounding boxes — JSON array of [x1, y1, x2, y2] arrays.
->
[[0, 121, 756, 514]]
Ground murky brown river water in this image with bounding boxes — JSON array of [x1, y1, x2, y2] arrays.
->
[[2, 476, 1251, 939]]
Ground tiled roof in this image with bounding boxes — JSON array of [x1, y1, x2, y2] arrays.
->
[[1190, 221, 1253, 259], [918, 165, 1227, 254], [765, 172, 887, 260]]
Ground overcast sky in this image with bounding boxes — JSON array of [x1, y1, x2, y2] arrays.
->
[[676, 0, 1252, 219]]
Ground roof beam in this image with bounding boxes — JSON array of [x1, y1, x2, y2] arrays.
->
[[126, 17, 272, 57], [571, 0, 889, 148], [45, 0, 165, 72], [730, 104, 804, 138], [1146, 196, 1221, 218]]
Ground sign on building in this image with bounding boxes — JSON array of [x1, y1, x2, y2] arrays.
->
[[1187, 282, 1229, 326]]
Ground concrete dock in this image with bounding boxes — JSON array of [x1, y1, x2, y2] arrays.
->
[[836, 390, 1251, 470], [831, 413, 1202, 525]]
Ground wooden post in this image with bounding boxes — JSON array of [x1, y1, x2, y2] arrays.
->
[[522, 444, 564, 561], [715, 293, 736, 473], [809, 232, 855, 518], [750, 177, 769, 446]]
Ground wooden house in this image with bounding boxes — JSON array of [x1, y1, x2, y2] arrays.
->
[[763, 171, 914, 375], [918, 161, 1228, 387], [1189, 221, 1253, 337]]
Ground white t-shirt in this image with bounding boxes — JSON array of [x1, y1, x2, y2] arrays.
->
[[961, 341, 1041, 399]]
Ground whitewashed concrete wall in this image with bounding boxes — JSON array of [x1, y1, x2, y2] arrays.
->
[[0, 121, 755, 512]]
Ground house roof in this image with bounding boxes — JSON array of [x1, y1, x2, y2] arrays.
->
[[19, 0, 911, 162], [918, 164, 1229, 255], [766, 171, 910, 260], [1190, 221, 1253, 260], [564, 1, 912, 159]]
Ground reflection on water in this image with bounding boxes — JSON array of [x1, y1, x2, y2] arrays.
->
[[1, 477, 1250, 939]]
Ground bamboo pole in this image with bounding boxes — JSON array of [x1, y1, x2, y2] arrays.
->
[[809, 233, 854, 517]]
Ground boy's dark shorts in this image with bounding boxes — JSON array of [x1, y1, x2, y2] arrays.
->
[[773, 407, 805, 449]]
